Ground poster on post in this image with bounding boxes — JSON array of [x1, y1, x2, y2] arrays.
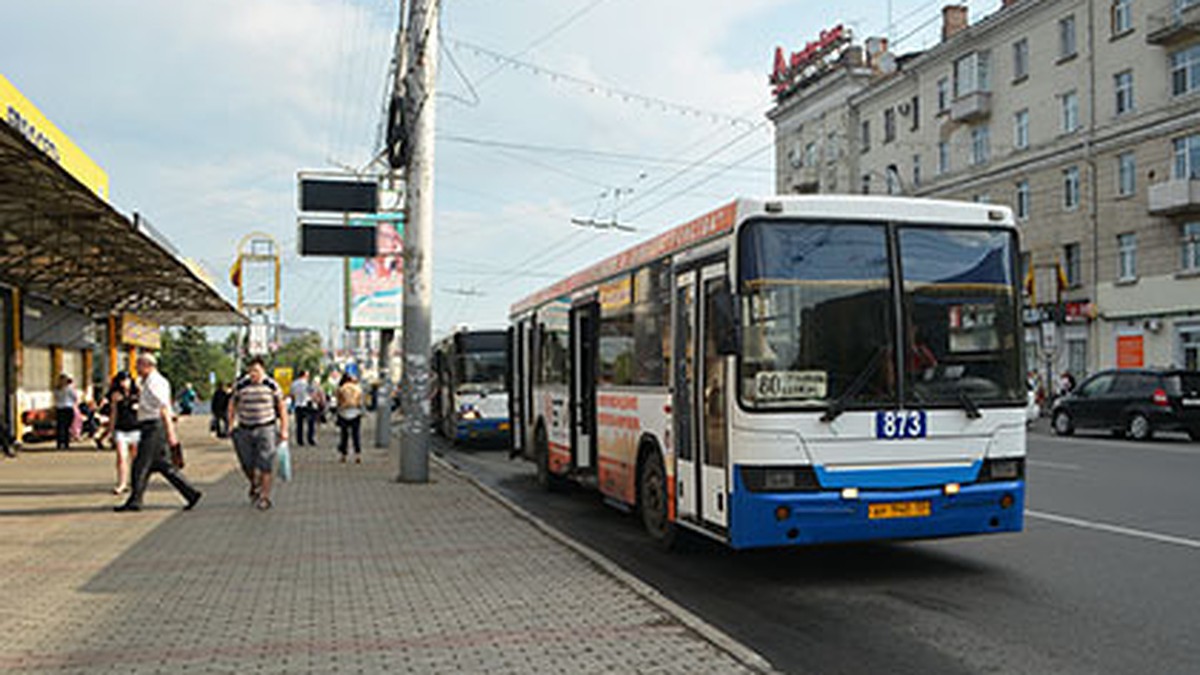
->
[[345, 214, 404, 330]]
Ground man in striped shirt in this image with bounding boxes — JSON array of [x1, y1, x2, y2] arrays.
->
[[228, 356, 288, 510]]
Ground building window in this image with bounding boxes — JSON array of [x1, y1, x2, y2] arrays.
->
[[885, 165, 901, 195], [910, 95, 920, 131], [1183, 327, 1200, 371], [1118, 233, 1137, 280], [861, 120, 871, 152], [1171, 44, 1200, 96], [1014, 109, 1030, 150], [1182, 222, 1200, 272], [971, 126, 991, 165], [884, 108, 896, 143], [1064, 242, 1081, 287], [973, 193, 991, 204], [1064, 166, 1081, 210], [1016, 180, 1030, 220], [1174, 134, 1200, 179], [1061, 91, 1080, 133], [1059, 15, 1077, 60], [861, 173, 871, 195], [804, 141, 817, 168], [1114, 70, 1134, 116], [937, 141, 950, 174], [1067, 338, 1087, 378], [954, 51, 991, 98], [937, 77, 949, 111], [1013, 38, 1029, 81], [912, 154, 922, 188], [1112, 0, 1133, 35], [1117, 151, 1136, 196]]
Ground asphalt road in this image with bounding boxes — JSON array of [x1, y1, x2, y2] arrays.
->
[[438, 427, 1200, 675]]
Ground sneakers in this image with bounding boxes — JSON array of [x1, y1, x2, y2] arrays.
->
[[255, 496, 272, 511], [113, 502, 141, 512]]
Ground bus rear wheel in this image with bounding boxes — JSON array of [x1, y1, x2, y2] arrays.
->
[[639, 451, 680, 550]]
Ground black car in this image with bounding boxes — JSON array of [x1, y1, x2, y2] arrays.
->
[[1051, 369, 1200, 441]]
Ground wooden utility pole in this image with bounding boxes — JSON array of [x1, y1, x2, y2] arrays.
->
[[398, 0, 437, 483]]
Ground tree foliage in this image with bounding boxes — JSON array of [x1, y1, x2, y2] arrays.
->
[[269, 333, 324, 377], [158, 327, 236, 400]]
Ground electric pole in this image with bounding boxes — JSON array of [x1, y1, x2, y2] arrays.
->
[[398, 0, 437, 483], [376, 0, 407, 450]]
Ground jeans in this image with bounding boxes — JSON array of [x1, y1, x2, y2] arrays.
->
[[338, 416, 361, 456], [295, 407, 316, 446], [55, 407, 73, 449]]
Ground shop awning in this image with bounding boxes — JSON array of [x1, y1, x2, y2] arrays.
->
[[0, 123, 245, 326]]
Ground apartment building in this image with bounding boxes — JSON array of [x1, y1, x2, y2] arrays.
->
[[768, 0, 1200, 378]]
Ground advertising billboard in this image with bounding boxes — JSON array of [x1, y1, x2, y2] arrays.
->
[[345, 214, 404, 330]]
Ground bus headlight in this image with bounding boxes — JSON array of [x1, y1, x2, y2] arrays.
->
[[460, 407, 481, 421], [979, 458, 1024, 482]]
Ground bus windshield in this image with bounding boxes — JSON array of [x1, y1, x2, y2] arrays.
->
[[739, 221, 896, 409], [738, 219, 1023, 410], [457, 351, 507, 391]]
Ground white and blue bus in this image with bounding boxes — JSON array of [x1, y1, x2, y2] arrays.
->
[[509, 196, 1026, 549], [432, 329, 511, 445]]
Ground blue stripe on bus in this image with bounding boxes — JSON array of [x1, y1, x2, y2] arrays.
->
[[726, 465, 1024, 550], [813, 461, 983, 489]]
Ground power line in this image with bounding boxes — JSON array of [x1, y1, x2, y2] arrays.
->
[[473, 0, 613, 89], [445, 36, 760, 129]]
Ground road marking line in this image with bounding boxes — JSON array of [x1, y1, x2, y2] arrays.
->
[[1033, 433, 1200, 457], [1027, 460, 1080, 471], [1027, 510, 1200, 550]]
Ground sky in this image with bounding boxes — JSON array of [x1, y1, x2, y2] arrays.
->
[[1, 0, 1001, 342]]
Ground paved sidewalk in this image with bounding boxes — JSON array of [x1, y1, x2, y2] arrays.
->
[[0, 417, 761, 673]]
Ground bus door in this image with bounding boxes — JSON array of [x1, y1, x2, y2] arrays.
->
[[508, 324, 523, 456], [698, 263, 730, 531], [570, 300, 599, 472], [673, 270, 699, 523]]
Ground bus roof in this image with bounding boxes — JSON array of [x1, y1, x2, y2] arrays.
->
[[508, 196, 1015, 317]]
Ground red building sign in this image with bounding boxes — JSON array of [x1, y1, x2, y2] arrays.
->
[[770, 25, 851, 99]]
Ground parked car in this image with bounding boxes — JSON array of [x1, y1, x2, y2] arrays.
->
[[1051, 368, 1200, 441]]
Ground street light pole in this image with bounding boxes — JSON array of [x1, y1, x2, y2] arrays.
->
[[399, 0, 437, 483]]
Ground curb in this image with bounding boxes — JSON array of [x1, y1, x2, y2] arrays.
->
[[431, 454, 778, 674]]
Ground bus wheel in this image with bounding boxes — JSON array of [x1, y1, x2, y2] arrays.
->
[[639, 451, 679, 550], [534, 426, 561, 492]]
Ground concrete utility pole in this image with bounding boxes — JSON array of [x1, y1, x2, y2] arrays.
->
[[376, 0, 407, 450], [399, 0, 437, 483]]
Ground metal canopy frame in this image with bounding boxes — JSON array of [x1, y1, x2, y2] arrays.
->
[[0, 123, 246, 326]]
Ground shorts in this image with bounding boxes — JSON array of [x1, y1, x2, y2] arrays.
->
[[114, 430, 141, 450], [232, 425, 277, 473]]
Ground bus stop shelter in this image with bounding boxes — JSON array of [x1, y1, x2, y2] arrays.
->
[[0, 120, 245, 438]]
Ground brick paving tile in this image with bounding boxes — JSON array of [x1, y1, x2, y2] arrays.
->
[[0, 417, 754, 673]]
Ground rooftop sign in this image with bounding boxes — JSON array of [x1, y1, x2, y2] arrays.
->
[[769, 25, 851, 101], [0, 74, 109, 201]]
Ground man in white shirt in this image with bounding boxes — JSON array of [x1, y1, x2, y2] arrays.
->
[[290, 370, 315, 446], [115, 353, 202, 512]]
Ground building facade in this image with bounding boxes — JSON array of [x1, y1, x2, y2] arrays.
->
[[769, 0, 1200, 381]]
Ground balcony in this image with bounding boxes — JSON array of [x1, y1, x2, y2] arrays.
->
[[949, 91, 992, 123], [1147, 3, 1200, 45], [1148, 178, 1200, 215]]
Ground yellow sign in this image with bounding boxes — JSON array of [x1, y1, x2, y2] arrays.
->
[[121, 313, 162, 350], [1, 73, 109, 201], [274, 367, 294, 395], [599, 275, 632, 311]]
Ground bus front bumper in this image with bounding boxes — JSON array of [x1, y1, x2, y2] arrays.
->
[[454, 418, 512, 442], [727, 474, 1024, 550]]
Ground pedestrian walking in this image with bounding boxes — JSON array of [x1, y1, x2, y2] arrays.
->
[[229, 357, 288, 510], [115, 354, 202, 512], [336, 373, 364, 463], [53, 374, 79, 450], [211, 381, 231, 438], [290, 370, 315, 446], [106, 371, 139, 495]]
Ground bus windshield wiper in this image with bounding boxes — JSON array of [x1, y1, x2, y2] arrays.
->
[[821, 346, 886, 423], [958, 389, 982, 419]]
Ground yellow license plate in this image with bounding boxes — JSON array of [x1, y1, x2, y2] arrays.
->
[[868, 501, 931, 520]]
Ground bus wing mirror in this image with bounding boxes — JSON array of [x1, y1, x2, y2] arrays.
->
[[713, 287, 741, 356]]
